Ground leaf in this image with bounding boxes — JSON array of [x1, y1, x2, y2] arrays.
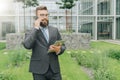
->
[[48, 40, 65, 53], [56, 2, 62, 5], [53, 40, 65, 46]]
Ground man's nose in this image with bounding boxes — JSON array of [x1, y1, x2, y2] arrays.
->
[[43, 15, 48, 18]]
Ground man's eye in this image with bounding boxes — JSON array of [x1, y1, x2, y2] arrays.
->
[[40, 14, 44, 16], [40, 14, 49, 17]]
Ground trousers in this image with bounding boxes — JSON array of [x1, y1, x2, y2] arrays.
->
[[32, 66, 62, 80]]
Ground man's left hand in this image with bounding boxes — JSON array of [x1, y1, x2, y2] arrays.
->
[[49, 45, 61, 54]]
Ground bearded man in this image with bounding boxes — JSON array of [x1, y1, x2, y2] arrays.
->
[[23, 6, 66, 80]]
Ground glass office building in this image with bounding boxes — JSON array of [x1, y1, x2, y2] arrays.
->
[[0, 0, 120, 40]]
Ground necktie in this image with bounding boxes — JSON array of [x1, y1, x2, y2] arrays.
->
[[41, 28, 49, 43]]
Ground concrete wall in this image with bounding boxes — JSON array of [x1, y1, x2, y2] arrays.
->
[[6, 33, 91, 50], [62, 33, 91, 50]]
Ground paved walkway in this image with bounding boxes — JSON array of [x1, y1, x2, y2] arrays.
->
[[99, 40, 120, 45], [0, 40, 6, 42]]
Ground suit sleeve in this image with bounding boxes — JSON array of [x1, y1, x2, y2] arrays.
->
[[56, 29, 66, 55], [22, 28, 39, 49]]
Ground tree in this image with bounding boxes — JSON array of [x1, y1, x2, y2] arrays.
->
[[15, 0, 39, 32], [15, 0, 39, 7], [56, 0, 78, 32]]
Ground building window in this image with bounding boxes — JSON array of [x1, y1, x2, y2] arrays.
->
[[2, 22, 15, 40]]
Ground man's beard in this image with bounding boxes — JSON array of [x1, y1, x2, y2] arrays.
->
[[40, 19, 49, 28]]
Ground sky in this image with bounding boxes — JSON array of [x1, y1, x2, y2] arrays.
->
[[0, 0, 13, 15]]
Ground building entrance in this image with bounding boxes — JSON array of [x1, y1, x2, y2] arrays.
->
[[97, 22, 112, 40]]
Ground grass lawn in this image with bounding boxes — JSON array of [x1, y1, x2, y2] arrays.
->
[[90, 41, 120, 50], [6, 52, 90, 80], [0, 50, 9, 72], [0, 44, 90, 80], [88, 41, 120, 80], [59, 51, 90, 80], [1, 41, 120, 80], [0, 52, 90, 80]]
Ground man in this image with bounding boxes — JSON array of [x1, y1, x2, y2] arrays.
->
[[23, 6, 66, 80]]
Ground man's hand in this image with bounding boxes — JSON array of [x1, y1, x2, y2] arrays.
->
[[49, 45, 61, 54], [34, 18, 41, 28]]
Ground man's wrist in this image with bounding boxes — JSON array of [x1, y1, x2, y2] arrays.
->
[[56, 49, 61, 55]]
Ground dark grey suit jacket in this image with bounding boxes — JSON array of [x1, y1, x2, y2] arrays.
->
[[23, 26, 66, 74]]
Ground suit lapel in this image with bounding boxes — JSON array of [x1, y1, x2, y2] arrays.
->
[[48, 26, 52, 43]]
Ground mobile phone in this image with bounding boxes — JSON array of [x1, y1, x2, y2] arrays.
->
[[35, 16, 38, 20]]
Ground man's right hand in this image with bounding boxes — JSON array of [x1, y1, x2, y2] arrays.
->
[[34, 18, 41, 28]]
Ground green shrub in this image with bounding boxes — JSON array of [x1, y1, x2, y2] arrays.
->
[[72, 50, 101, 69], [93, 51, 116, 80], [0, 73, 13, 80], [8, 49, 31, 67], [91, 52, 101, 70], [71, 49, 117, 80], [107, 49, 120, 60], [94, 67, 116, 80], [70, 50, 80, 59], [0, 70, 16, 80], [0, 42, 6, 50], [75, 51, 94, 68]]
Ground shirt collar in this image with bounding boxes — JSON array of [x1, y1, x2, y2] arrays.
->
[[40, 26, 48, 30]]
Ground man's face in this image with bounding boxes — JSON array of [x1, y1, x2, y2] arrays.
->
[[37, 10, 49, 27]]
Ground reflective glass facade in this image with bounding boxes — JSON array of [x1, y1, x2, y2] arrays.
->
[[0, 0, 120, 40]]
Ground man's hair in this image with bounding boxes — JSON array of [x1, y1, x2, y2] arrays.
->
[[36, 6, 48, 15]]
